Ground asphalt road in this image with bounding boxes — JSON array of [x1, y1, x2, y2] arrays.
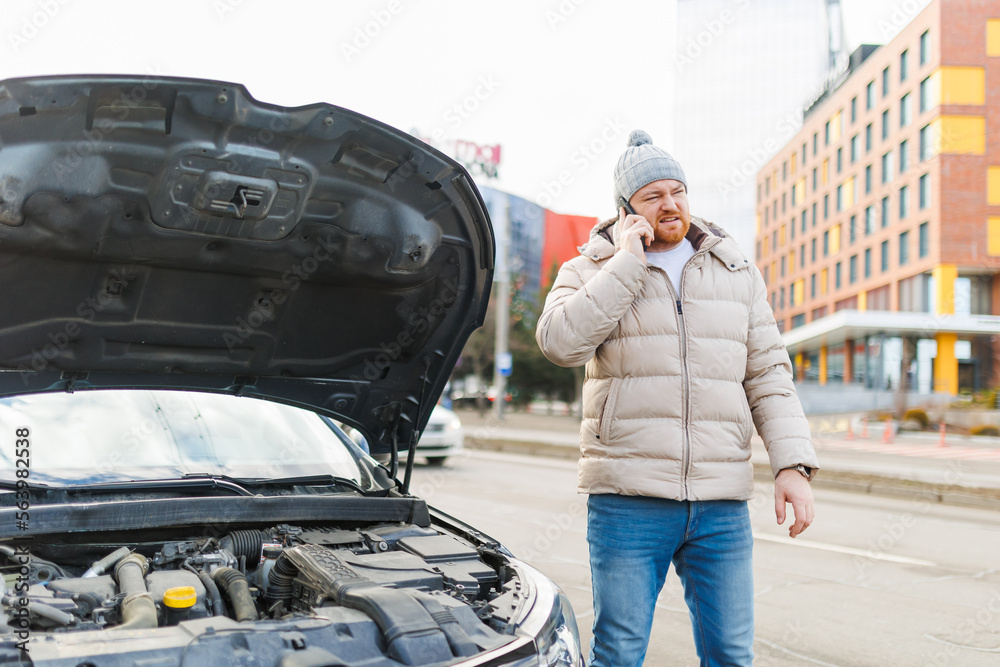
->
[[411, 449, 1000, 667]]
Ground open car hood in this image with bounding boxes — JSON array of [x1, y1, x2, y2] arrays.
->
[[0, 75, 494, 456]]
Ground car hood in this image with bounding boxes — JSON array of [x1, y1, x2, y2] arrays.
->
[[0, 75, 493, 455]]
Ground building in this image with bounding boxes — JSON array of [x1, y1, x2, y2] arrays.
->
[[675, 0, 832, 257], [755, 0, 1000, 396]]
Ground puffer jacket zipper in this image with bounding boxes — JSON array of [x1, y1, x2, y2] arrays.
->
[[673, 241, 716, 499]]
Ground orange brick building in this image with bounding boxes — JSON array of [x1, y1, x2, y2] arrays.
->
[[756, 0, 1000, 396]]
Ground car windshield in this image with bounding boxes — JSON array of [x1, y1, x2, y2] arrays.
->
[[0, 390, 367, 487]]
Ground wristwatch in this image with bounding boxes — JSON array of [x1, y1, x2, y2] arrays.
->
[[784, 464, 814, 481]]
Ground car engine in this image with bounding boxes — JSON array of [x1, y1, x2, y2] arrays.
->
[[0, 522, 529, 666]]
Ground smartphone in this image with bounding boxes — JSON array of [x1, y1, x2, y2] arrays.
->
[[619, 197, 648, 250]]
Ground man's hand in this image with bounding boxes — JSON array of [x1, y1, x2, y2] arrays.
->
[[615, 207, 653, 261], [774, 468, 815, 538]]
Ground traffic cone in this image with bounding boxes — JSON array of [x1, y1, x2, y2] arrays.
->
[[938, 422, 948, 448], [860, 416, 869, 439], [845, 418, 855, 441], [882, 420, 894, 444]]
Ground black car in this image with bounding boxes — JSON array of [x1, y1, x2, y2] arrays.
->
[[0, 75, 583, 666]]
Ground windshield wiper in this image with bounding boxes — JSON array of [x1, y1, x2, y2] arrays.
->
[[61, 477, 257, 496], [183, 473, 368, 495], [0, 475, 368, 497]]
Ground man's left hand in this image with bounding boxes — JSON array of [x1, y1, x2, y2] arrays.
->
[[774, 469, 815, 538]]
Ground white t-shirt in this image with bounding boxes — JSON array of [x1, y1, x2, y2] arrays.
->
[[645, 238, 696, 293]]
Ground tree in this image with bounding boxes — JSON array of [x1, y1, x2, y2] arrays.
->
[[506, 265, 579, 409]]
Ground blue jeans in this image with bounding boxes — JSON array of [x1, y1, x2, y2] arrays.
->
[[587, 494, 754, 667]]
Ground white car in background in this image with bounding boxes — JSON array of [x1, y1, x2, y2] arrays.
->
[[418, 405, 464, 465]]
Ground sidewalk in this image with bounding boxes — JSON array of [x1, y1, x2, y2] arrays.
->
[[454, 407, 1000, 511]]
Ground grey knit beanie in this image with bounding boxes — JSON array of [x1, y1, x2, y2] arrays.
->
[[613, 130, 687, 207]]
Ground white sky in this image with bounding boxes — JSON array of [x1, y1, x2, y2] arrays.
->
[[0, 0, 924, 219]]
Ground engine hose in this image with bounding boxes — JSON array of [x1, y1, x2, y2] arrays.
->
[[266, 553, 298, 602], [82, 546, 130, 578], [112, 553, 158, 630], [219, 530, 266, 565], [211, 567, 257, 622], [184, 563, 226, 617]]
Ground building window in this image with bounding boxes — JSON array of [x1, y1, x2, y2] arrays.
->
[[780, 287, 785, 309], [881, 196, 891, 227], [812, 167, 818, 191], [851, 135, 859, 163], [882, 109, 890, 140], [919, 221, 929, 257], [865, 164, 873, 193], [920, 30, 930, 65], [865, 205, 876, 234], [835, 261, 842, 289], [837, 147, 843, 173], [782, 192, 786, 213], [783, 161, 788, 181], [823, 230, 829, 257], [811, 202, 817, 227], [800, 242, 806, 267], [802, 142, 807, 164], [810, 273, 816, 298], [836, 184, 843, 212], [811, 237, 816, 262], [850, 254, 858, 283], [825, 120, 830, 146], [813, 132, 818, 155], [919, 77, 931, 112], [881, 240, 889, 271], [882, 67, 890, 97], [919, 125, 931, 160], [864, 247, 872, 277], [824, 194, 829, 219], [899, 230, 910, 265], [851, 96, 857, 123], [792, 313, 805, 329], [900, 93, 911, 126], [801, 210, 807, 234], [867, 80, 875, 110], [919, 173, 930, 209], [849, 214, 857, 244], [866, 123, 873, 152], [899, 139, 909, 173], [899, 185, 909, 218], [781, 255, 786, 277], [882, 151, 893, 183], [900, 49, 908, 81]]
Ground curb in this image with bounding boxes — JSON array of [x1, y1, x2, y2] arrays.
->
[[467, 437, 1000, 512]]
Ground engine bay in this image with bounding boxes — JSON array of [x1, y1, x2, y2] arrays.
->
[[0, 522, 528, 666]]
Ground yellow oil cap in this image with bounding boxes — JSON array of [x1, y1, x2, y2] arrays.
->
[[163, 586, 197, 609]]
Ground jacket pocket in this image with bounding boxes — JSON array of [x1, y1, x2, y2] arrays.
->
[[598, 378, 623, 443], [739, 396, 754, 444]]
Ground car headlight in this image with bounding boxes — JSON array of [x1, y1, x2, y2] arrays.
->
[[447, 415, 462, 431], [508, 561, 584, 667]]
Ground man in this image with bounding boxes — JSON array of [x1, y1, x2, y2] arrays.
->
[[535, 130, 819, 667]]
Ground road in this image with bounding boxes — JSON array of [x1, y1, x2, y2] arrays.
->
[[411, 449, 1000, 666]]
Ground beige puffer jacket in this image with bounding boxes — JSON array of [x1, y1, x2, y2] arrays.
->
[[535, 216, 818, 501]]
